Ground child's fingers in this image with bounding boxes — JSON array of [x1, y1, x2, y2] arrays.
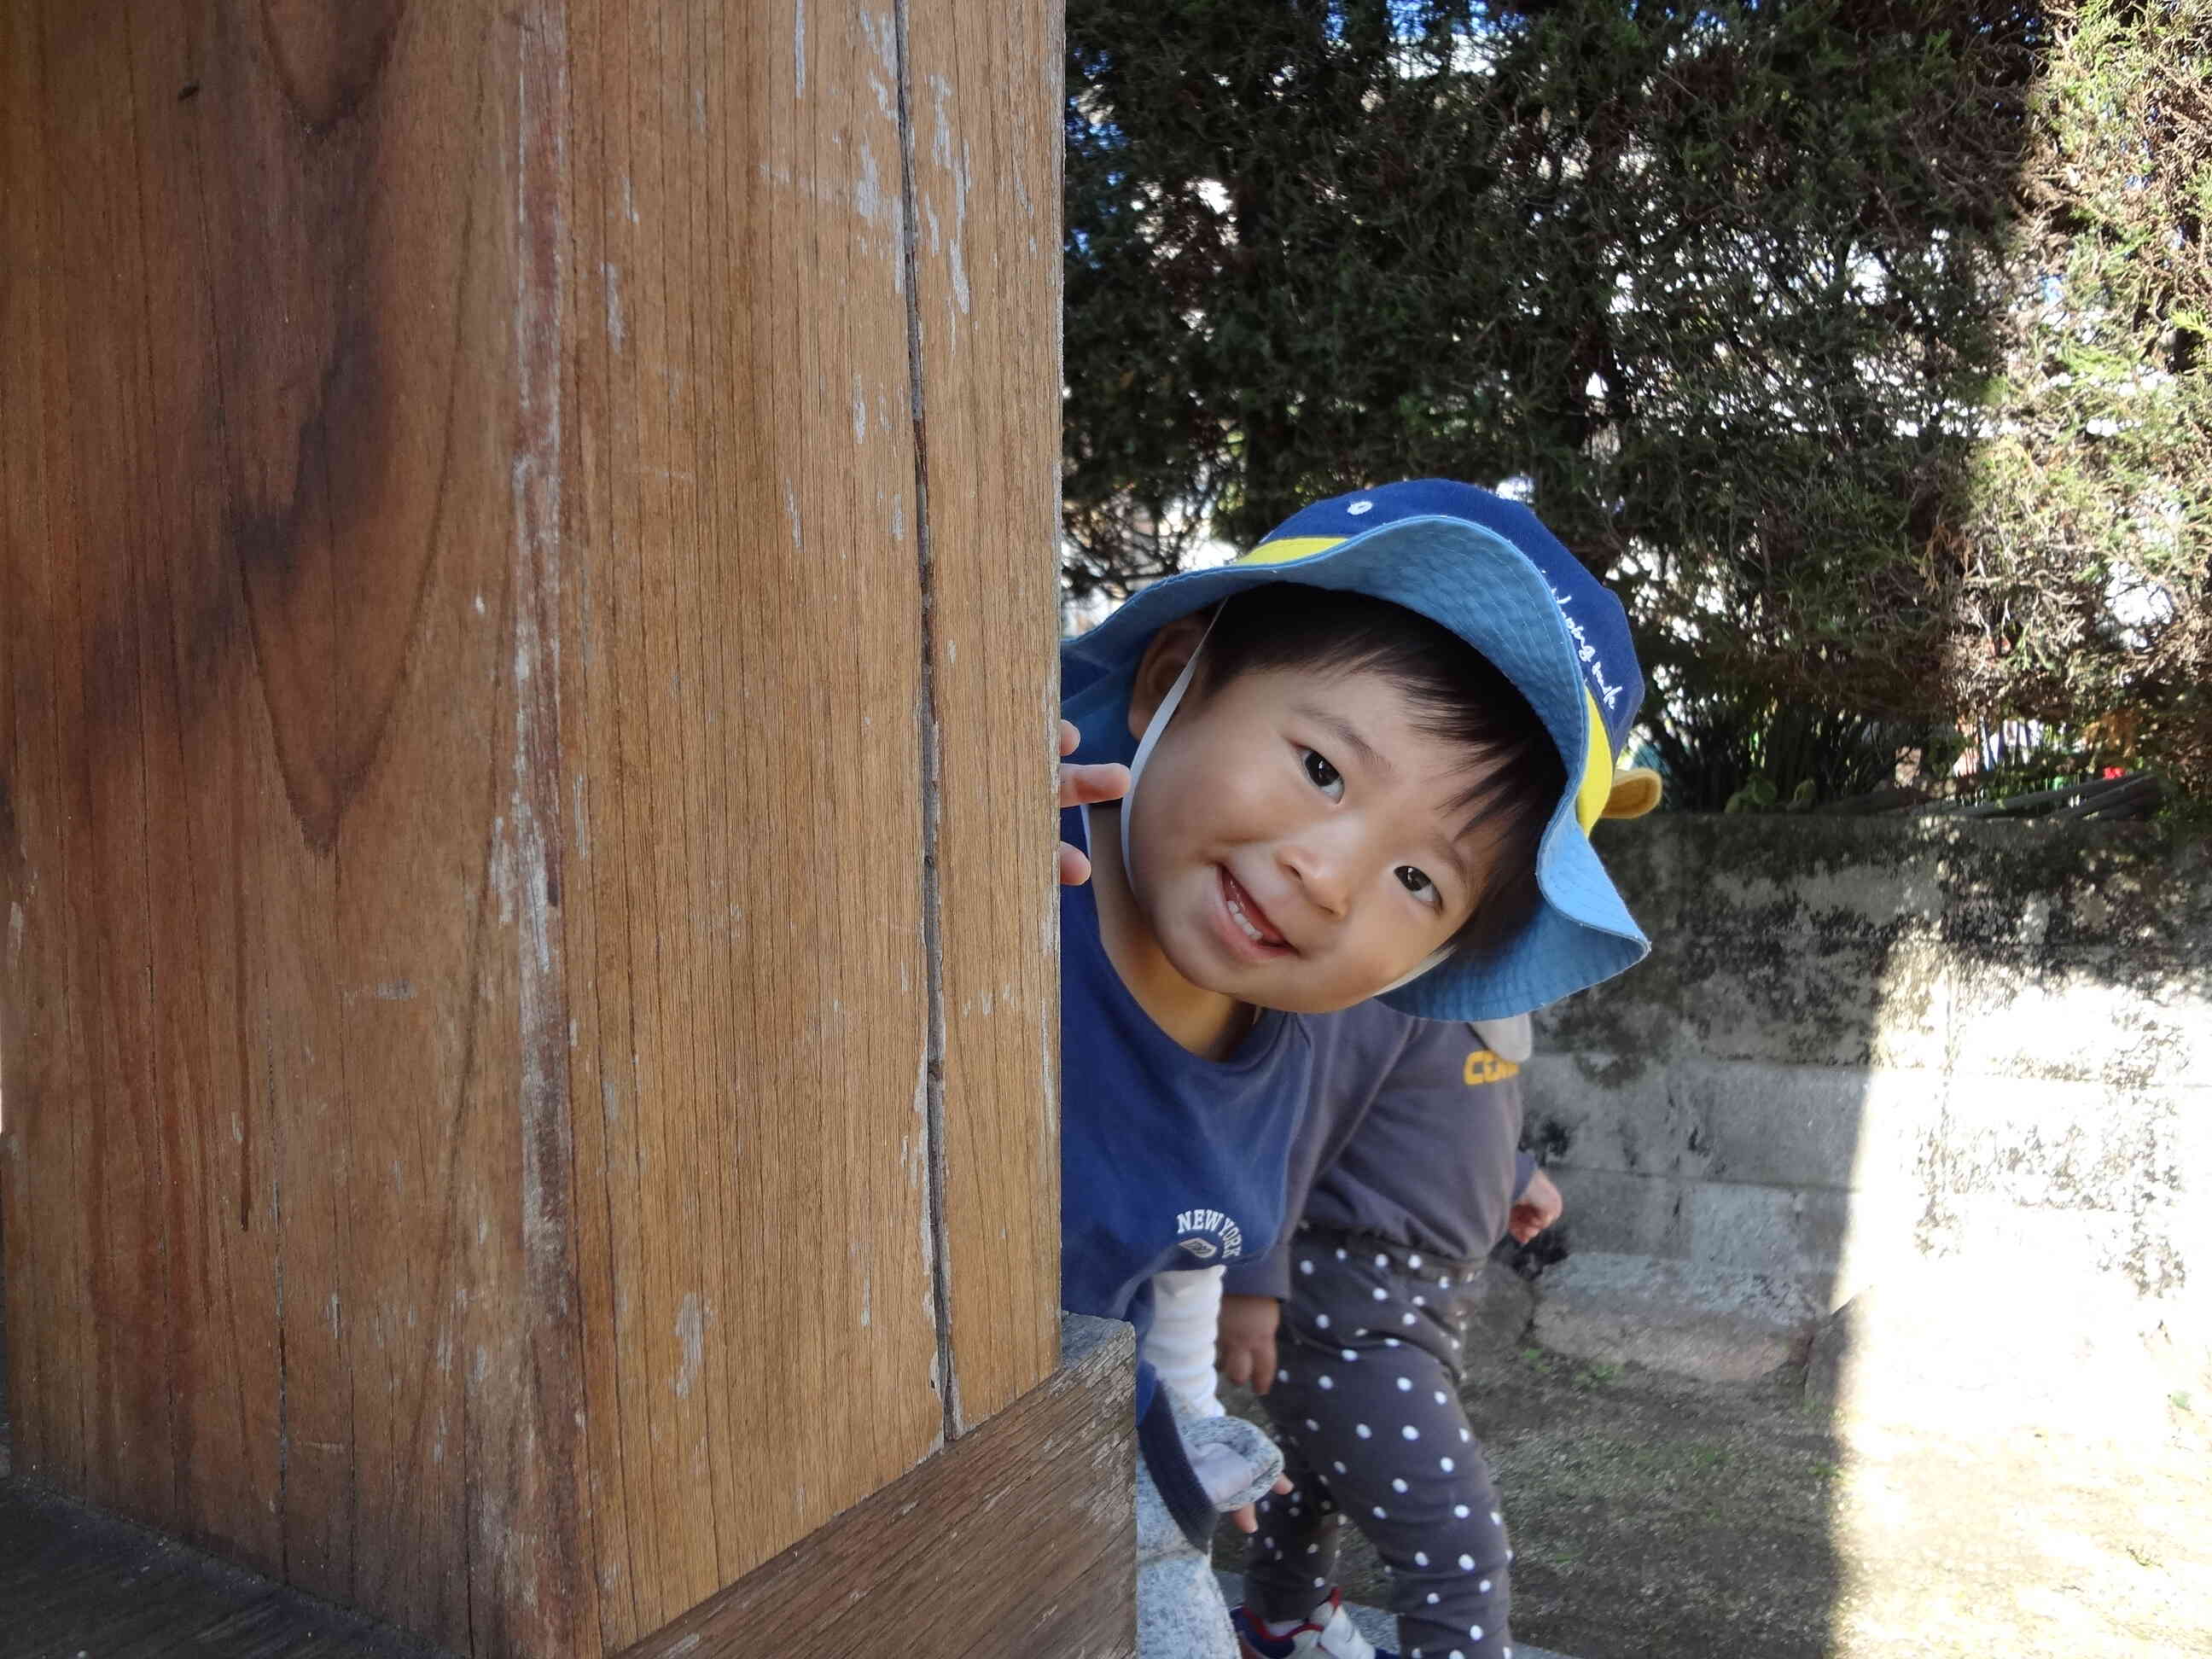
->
[[1057, 759, 1129, 809], [1245, 1333, 1279, 1394], [1054, 740, 1125, 885], [1220, 1344, 1251, 1388], [1225, 1476, 1289, 1535]]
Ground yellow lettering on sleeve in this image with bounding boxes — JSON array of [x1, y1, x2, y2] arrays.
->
[[1463, 1050, 1522, 1086]]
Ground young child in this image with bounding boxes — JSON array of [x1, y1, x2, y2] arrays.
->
[[1054, 479, 1651, 1656], [1147, 980, 1685, 1659], [1219, 1007, 1563, 1659]]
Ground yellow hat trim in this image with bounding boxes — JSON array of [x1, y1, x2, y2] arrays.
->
[[1604, 767, 1663, 819], [1574, 690, 1615, 833], [1234, 535, 1347, 568]]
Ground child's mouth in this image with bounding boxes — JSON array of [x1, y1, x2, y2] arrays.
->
[[1220, 868, 1290, 952]]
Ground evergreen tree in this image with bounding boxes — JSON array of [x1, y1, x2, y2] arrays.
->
[[1063, 0, 2060, 790]]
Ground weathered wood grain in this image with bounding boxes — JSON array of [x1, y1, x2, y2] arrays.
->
[[618, 1316, 1138, 1659], [116, 0, 290, 1580], [554, 0, 949, 1636], [0, 1, 1073, 1652], [0, 0, 72, 1500], [0, 1318, 1132, 1657], [903, 0, 1067, 1433], [558, 17, 659, 1647], [47, 0, 178, 1542]]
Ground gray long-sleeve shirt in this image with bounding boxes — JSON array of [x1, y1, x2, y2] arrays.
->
[[1222, 1000, 1534, 1303]]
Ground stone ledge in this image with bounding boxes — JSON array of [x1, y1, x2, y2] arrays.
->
[[1529, 1252, 1820, 1383]]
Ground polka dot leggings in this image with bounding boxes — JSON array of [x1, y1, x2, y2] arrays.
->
[[1242, 1231, 1514, 1659]]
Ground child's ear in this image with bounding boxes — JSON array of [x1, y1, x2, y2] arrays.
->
[[1126, 614, 1213, 740]]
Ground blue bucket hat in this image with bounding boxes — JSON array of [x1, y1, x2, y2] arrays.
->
[[1062, 478, 1659, 1021]]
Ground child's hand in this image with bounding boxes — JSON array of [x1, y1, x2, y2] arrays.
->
[[1057, 719, 1129, 885], [1216, 1293, 1283, 1394], [1228, 1474, 1295, 1534], [1508, 1167, 1564, 1243]]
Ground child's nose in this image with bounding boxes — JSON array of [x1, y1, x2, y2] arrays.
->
[[1275, 822, 1365, 917]]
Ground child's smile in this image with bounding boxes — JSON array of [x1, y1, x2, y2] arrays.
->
[[1108, 660, 1504, 1026], [1218, 866, 1293, 956]]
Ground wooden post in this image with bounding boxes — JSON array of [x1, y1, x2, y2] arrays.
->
[[0, 2, 1112, 1654]]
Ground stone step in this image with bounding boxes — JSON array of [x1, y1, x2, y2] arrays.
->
[[1528, 1250, 1821, 1382]]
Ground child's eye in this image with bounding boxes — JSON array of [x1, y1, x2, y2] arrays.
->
[[1301, 748, 1344, 800], [1396, 865, 1441, 906]]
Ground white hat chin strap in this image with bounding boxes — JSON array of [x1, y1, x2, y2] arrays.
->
[[1119, 609, 1222, 878], [1109, 602, 1448, 999]]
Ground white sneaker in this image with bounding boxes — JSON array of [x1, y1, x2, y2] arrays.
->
[[1231, 1588, 1394, 1659]]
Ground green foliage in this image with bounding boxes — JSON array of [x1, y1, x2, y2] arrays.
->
[[1064, 0, 2207, 798], [1064, 0, 2038, 707], [1643, 690, 1962, 812], [1948, 0, 2212, 795]]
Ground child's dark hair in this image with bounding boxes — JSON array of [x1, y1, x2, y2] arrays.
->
[[1192, 584, 1567, 961]]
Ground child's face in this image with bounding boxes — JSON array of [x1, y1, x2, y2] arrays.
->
[[1122, 657, 1505, 1014]]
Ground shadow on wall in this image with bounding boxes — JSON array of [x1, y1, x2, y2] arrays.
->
[[1511, 812, 2212, 1659]]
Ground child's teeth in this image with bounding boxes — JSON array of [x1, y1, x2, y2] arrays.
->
[[1227, 896, 1266, 942]]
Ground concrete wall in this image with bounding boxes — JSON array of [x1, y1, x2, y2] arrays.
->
[[1527, 814, 2212, 1345]]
